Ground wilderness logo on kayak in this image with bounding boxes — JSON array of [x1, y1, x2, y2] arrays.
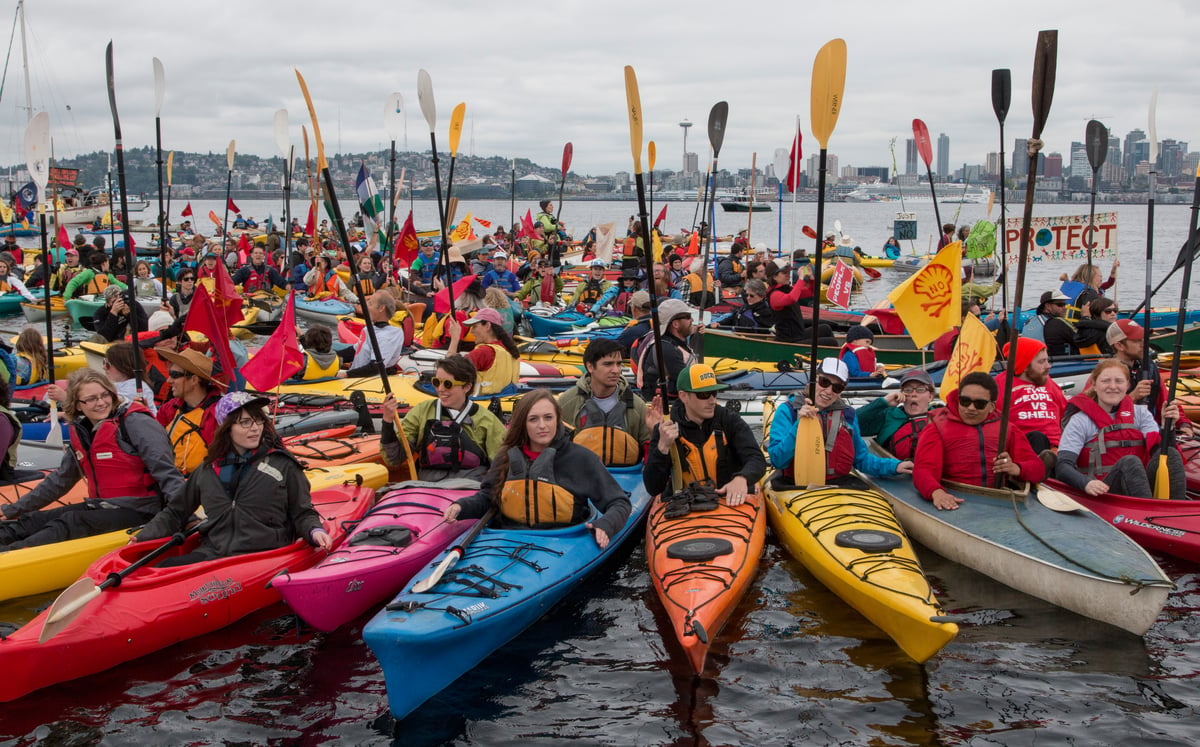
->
[[1112, 514, 1185, 538], [190, 578, 244, 604]]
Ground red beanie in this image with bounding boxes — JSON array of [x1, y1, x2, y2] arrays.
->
[[1001, 337, 1046, 376]]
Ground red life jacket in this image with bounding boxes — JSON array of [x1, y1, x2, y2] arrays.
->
[[69, 402, 161, 501], [820, 406, 858, 479], [839, 343, 876, 374], [243, 265, 269, 293], [883, 414, 929, 461], [613, 290, 632, 316], [1069, 394, 1155, 479], [539, 274, 557, 304]]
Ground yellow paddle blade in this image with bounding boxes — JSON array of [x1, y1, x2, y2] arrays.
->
[[623, 65, 644, 175], [295, 69, 327, 170], [810, 38, 847, 149], [792, 415, 827, 487], [648, 140, 656, 172], [166, 150, 174, 184], [449, 102, 466, 156], [1153, 453, 1171, 499]]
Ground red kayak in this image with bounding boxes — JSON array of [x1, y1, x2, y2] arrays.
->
[[0, 481, 375, 702]]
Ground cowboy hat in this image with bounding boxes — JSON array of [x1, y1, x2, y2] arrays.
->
[[158, 347, 225, 388]]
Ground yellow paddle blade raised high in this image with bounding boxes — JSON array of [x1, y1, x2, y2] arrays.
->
[[810, 38, 847, 149]]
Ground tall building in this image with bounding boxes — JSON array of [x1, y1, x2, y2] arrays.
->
[[683, 152, 698, 174], [807, 153, 838, 185], [1160, 139, 1186, 177], [986, 152, 1003, 178], [1069, 141, 1091, 178], [1044, 153, 1063, 178], [1012, 138, 1029, 177], [905, 138, 918, 175], [1123, 129, 1146, 178], [936, 133, 950, 179], [1107, 136, 1121, 175]]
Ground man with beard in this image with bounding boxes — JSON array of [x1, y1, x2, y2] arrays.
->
[[994, 337, 1065, 470]]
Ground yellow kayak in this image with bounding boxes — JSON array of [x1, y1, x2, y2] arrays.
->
[[0, 463, 388, 603], [761, 401, 958, 663]]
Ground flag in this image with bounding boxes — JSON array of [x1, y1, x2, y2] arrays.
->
[[520, 209, 536, 239], [227, 198, 241, 215], [474, 216, 492, 229], [181, 202, 193, 218], [594, 222, 617, 264], [237, 232, 252, 264], [450, 213, 475, 243], [14, 182, 38, 214], [786, 125, 803, 192], [355, 163, 384, 228], [208, 210, 221, 227], [939, 313, 997, 401], [184, 285, 238, 387], [652, 230, 664, 264], [654, 204, 668, 228], [886, 240, 962, 347], [826, 259, 854, 309], [394, 210, 420, 267], [240, 291, 303, 391], [57, 224, 70, 252], [304, 203, 316, 237], [685, 230, 700, 257]]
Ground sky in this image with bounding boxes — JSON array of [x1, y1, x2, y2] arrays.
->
[[2, 0, 1199, 179]]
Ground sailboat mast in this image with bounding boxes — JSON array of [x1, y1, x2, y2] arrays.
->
[[18, 0, 31, 122]]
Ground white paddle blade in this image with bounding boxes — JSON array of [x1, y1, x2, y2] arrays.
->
[[417, 70, 436, 133], [385, 92, 404, 141], [39, 579, 101, 642], [152, 57, 165, 116], [273, 109, 290, 160], [1147, 89, 1159, 165], [226, 139, 236, 171], [1036, 485, 1086, 513], [45, 400, 63, 450], [23, 112, 51, 192], [411, 549, 461, 593]]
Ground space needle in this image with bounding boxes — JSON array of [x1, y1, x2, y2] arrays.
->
[[680, 118, 692, 174]]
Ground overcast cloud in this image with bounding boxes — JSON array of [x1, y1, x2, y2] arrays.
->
[[2, 0, 1198, 177]]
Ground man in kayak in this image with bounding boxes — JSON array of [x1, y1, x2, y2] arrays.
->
[[913, 371, 1045, 511], [232, 245, 288, 295], [93, 285, 149, 344], [634, 298, 695, 403], [994, 337, 1065, 472], [767, 358, 911, 485], [156, 347, 225, 475], [347, 292, 405, 377], [643, 363, 766, 507], [569, 260, 613, 314], [1039, 290, 1077, 357], [857, 370, 937, 460], [717, 243, 745, 291], [558, 338, 652, 467], [515, 259, 564, 306], [615, 291, 653, 358], [481, 250, 520, 298]]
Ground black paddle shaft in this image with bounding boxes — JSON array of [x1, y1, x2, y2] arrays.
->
[[428, 132, 455, 314], [992, 69, 1011, 313]]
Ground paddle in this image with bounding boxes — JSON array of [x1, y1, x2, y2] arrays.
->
[[106, 42, 146, 399], [995, 30, 1057, 488], [991, 69, 1011, 313], [221, 139, 235, 248], [417, 70, 455, 314], [807, 38, 847, 395], [648, 140, 656, 226], [792, 414, 827, 487], [552, 142, 573, 268], [1035, 484, 1085, 513], [1084, 119, 1109, 287], [410, 507, 497, 593], [39, 524, 203, 642], [443, 102, 466, 229], [302, 125, 318, 240], [165, 150, 173, 239], [273, 108, 293, 261], [384, 92, 404, 251], [1142, 90, 1159, 398], [624, 65, 671, 406], [1154, 159, 1200, 499], [296, 68, 393, 396], [911, 118, 943, 239], [152, 57, 169, 303], [23, 112, 60, 448], [695, 101, 729, 361]]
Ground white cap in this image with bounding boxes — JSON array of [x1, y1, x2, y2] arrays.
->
[[817, 357, 850, 383], [492, 251, 508, 260], [754, 242, 768, 252], [590, 258, 607, 268]]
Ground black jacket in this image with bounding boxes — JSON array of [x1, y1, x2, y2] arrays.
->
[[643, 399, 767, 497]]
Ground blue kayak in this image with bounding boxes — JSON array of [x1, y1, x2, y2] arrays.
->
[[525, 310, 631, 339], [294, 296, 354, 322], [363, 464, 653, 720]]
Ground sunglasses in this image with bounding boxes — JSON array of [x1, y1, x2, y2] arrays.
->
[[816, 376, 846, 394], [167, 369, 191, 379], [179, 276, 195, 282], [431, 377, 467, 390], [959, 396, 993, 410], [687, 391, 715, 400]]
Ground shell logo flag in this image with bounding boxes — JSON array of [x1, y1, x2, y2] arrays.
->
[[449, 213, 475, 243], [886, 240, 962, 347], [939, 312, 996, 401]]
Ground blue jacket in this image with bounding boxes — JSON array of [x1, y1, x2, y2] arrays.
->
[[481, 268, 520, 293], [767, 394, 901, 477], [840, 349, 873, 378]]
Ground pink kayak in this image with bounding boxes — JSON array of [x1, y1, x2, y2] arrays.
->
[[272, 481, 479, 631]]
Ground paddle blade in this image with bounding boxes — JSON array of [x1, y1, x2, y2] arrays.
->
[[792, 415, 827, 487], [912, 118, 933, 168], [45, 400, 63, 450], [809, 38, 847, 149], [295, 69, 327, 170], [23, 111, 50, 192], [1029, 30, 1058, 139], [561, 142, 573, 177], [417, 69, 436, 133], [412, 548, 461, 593], [991, 69, 1011, 124], [1036, 485, 1085, 512], [152, 57, 165, 117], [167, 150, 174, 184], [648, 140, 656, 172], [802, 225, 818, 240], [384, 92, 404, 141], [104, 42, 120, 140], [623, 65, 644, 174], [1147, 89, 1159, 164], [1086, 119, 1108, 171], [39, 578, 101, 642], [448, 102, 466, 156], [1153, 454, 1171, 499], [707, 101, 729, 158], [273, 109, 290, 160], [226, 139, 236, 172]]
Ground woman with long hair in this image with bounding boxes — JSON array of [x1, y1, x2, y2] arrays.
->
[[483, 285, 517, 334], [442, 389, 631, 548], [13, 327, 48, 386], [134, 391, 331, 566], [446, 308, 522, 395], [103, 341, 159, 415]]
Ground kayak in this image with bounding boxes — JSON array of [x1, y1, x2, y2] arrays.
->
[[0, 463, 387, 605], [525, 309, 630, 338], [646, 487, 766, 673], [294, 295, 355, 323], [20, 295, 69, 322], [397, 345, 575, 378], [0, 288, 54, 316], [860, 448, 1173, 635], [0, 467, 380, 702], [363, 464, 653, 720], [274, 480, 479, 631], [284, 429, 384, 469], [260, 372, 433, 409]]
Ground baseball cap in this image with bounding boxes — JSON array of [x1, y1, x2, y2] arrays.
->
[[655, 298, 692, 335], [677, 363, 728, 393], [1107, 318, 1144, 345], [590, 258, 607, 268], [1040, 289, 1070, 305], [817, 357, 850, 384], [492, 250, 508, 260], [213, 391, 270, 426], [629, 290, 651, 310], [899, 369, 935, 389], [463, 307, 504, 326]]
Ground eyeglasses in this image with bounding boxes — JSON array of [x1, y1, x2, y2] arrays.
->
[[901, 385, 932, 395], [959, 396, 993, 410], [232, 416, 263, 429], [690, 391, 715, 400], [816, 376, 846, 394], [431, 377, 468, 390], [167, 369, 191, 379], [77, 394, 109, 406]]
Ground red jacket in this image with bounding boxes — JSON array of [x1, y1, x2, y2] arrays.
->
[[912, 390, 1045, 499], [993, 372, 1066, 446]]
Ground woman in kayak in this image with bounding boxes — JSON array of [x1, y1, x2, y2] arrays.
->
[[1054, 359, 1186, 499], [134, 391, 332, 566], [446, 308, 522, 396], [443, 389, 631, 548], [380, 354, 506, 482], [0, 369, 184, 550]]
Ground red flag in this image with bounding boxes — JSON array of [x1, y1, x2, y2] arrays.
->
[[57, 224, 71, 252], [237, 233, 252, 264], [654, 204, 668, 228], [520, 209, 536, 239], [181, 202, 193, 218], [826, 259, 854, 309], [239, 291, 303, 391], [184, 285, 237, 387], [304, 203, 316, 237], [786, 125, 803, 192], [433, 275, 478, 314], [393, 210, 420, 267], [212, 259, 244, 327], [227, 198, 241, 215]]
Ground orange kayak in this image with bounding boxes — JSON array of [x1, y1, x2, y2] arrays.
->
[[284, 428, 384, 469], [646, 490, 766, 674]]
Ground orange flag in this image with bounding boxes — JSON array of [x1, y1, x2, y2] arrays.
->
[[939, 313, 997, 401], [886, 240, 962, 347]]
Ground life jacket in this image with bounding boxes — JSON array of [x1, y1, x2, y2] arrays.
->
[[839, 343, 877, 375], [673, 421, 725, 490], [782, 402, 857, 480], [15, 351, 43, 386], [53, 265, 83, 291], [70, 402, 161, 500], [85, 272, 111, 295], [416, 401, 489, 471], [133, 277, 157, 298], [0, 276, 13, 294], [577, 279, 606, 305], [572, 388, 642, 467], [770, 286, 806, 342], [1070, 394, 1153, 479], [165, 393, 220, 475], [0, 404, 20, 477], [476, 341, 520, 395], [882, 413, 929, 461], [684, 270, 714, 299], [499, 446, 577, 527], [307, 271, 338, 299], [358, 275, 377, 296], [613, 290, 633, 316], [413, 255, 438, 285], [539, 274, 558, 304], [243, 264, 271, 293], [301, 351, 341, 380]]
